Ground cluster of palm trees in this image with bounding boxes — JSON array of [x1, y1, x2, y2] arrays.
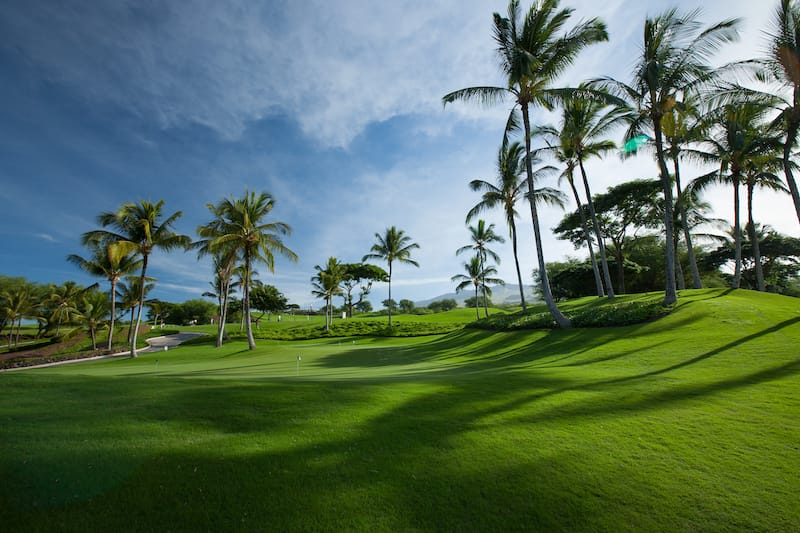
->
[[444, 0, 800, 327], [313, 226, 418, 330]]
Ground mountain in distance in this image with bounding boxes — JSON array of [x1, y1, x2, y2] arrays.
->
[[415, 284, 539, 308]]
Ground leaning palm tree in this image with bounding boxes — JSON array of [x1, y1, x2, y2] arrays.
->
[[467, 140, 561, 310], [456, 220, 505, 318], [593, 8, 741, 304], [535, 88, 625, 298], [84, 200, 190, 357], [198, 191, 297, 350], [311, 257, 345, 331], [68, 240, 140, 350], [452, 255, 505, 320], [362, 226, 419, 328], [759, 0, 800, 227], [444, 0, 608, 327]]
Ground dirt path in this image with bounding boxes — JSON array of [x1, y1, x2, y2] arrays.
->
[[1, 332, 206, 372]]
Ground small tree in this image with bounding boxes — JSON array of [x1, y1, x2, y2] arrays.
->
[[250, 284, 288, 326]]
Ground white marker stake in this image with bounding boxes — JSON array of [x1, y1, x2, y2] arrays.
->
[[297, 355, 302, 376]]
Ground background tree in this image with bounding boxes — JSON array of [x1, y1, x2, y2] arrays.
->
[[68, 240, 140, 350], [381, 299, 398, 312], [311, 257, 344, 331], [428, 299, 458, 312], [198, 191, 297, 350], [398, 299, 415, 314], [340, 263, 388, 317], [452, 255, 504, 319], [76, 290, 110, 351], [456, 220, 505, 317], [250, 284, 288, 326], [363, 226, 419, 328], [444, 0, 608, 327], [467, 139, 531, 309], [85, 199, 190, 357]]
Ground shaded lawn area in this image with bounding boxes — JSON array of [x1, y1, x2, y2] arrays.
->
[[1, 289, 798, 531]]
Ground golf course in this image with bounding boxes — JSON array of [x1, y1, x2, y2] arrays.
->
[[2, 288, 798, 531]]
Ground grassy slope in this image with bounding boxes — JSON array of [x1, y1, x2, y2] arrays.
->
[[1, 288, 798, 531]]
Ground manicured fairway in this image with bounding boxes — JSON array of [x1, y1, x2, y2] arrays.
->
[[1, 289, 798, 531]]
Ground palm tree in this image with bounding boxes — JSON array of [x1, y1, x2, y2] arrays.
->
[[194, 227, 240, 348], [311, 257, 345, 331], [760, 0, 800, 227], [661, 95, 707, 289], [444, 0, 608, 327], [535, 88, 625, 298], [1, 285, 35, 348], [84, 200, 190, 357], [690, 101, 779, 289], [116, 275, 155, 344], [594, 8, 740, 304], [198, 191, 298, 350], [68, 240, 140, 350], [452, 256, 504, 320], [46, 281, 87, 337], [467, 140, 562, 310], [743, 154, 789, 291], [456, 220, 505, 318], [76, 291, 110, 351], [362, 226, 419, 328]]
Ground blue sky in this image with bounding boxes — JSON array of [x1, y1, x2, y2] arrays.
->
[[1, 0, 797, 309]]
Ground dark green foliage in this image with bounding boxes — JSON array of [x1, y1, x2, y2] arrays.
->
[[162, 299, 217, 325], [428, 299, 458, 312], [250, 319, 462, 340]]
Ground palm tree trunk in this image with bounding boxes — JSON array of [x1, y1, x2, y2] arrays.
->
[[673, 156, 702, 289], [479, 253, 489, 318], [474, 284, 480, 320], [733, 175, 742, 289], [130, 255, 149, 358], [783, 102, 800, 226], [613, 241, 626, 294], [90, 326, 97, 350], [521, 104, 571, 328], [244, 256, 256, 350], [509, 220, 527, 311], [568, 177, 603, 297], [578, 159, 613, 298], [107, 279, 117, 351], [747, 183, 766, 291], [674, 230, 685, 290], [652, 114, 678, 305], [387, 262, 393, 328]]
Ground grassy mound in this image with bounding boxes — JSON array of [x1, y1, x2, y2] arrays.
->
[[1, 288, 798, 531]]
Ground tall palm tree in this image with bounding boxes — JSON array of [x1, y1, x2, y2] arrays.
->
[[444, 0, 607, 327], [661, 94, 707, 289], [311, 257, 345, 331], [760, 0, 800, 226], [456, 220, 505, 317], [535, 89, 625, 298], [84, 200, 190, 357], [68, 240, 140, 350], [690, 101, 780, 289], [743, 154, 789, 291], [467, 140, 562, 310], [194, 226, 240, 348], [1, 285, 35, 348], [198, 191, 297, 350], [452, 255, 504, 320], [362, 226, 419, 328], [594, 8, 740, 304]]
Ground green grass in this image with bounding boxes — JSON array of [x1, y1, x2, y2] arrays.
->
[[1, 288, 798, 531]]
